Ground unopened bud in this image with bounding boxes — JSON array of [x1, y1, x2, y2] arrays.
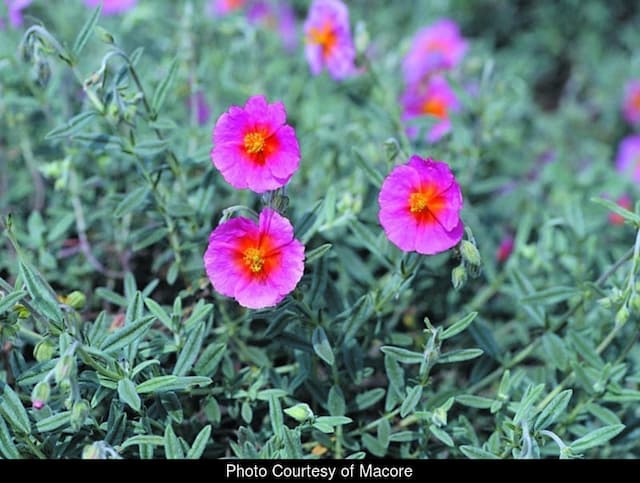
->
[[597, 297, 612, 309], [630, 294, 640, 313], [355, 21, 370, 54], [96, 26, 115, 44], [65, 291, 86, 310], [615, 305, 630, 326], [13, 304, 30, 319], [34, 340, 56, 362], [431, 407, 448, 427], [284, 403, 314, 422], [82, 443, 103, 460], [71, 400, 90, 431], [55, 354, 75, 383], [31, 381, 50, 410], [451, 265, 467, 290], [460, 240, 482, 267]]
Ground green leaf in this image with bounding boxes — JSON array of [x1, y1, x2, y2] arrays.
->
[[0, 290, 27, 315], [194, 343, 226, 377], [45, 111, 97, 140], [36, 411, 71, 433], [144, 298, 173, 329], [591, 197, 640, 224], [380, 346, 424, 364], [534, 390, 572, 431], [0, 385, 30, 434], [315, 416, 352, 426], [352, 147, 384, 187], [120, 435, 165, 450], [441, 312, 478, 340], [95, 287, 128, 307], [429, 424, 454, 447], [186, 425, 211, 459], [114, 186, 149, 218], [46, 213, 75, 242], [362, 433, 385, 457], [541, 333, 568, 371], [100, 316, 154, 353], [377, 418, 390, 450], [400, 385, 423, 417], [437, 349, 483, 364], [136, 376, 211, 394], [460, 445, 500, 459], [133, 139, 168, 157], [354, 388, 385, 411], [282, 427, 303, 458], [567, 330, 603, 369], [312, 327, 334, 366], [117, 378, 141, 412], [268, 395, 283, 439], [570, 424, 625, 453], [456, 395, 495, 409], [152, 57, 179, 114], [18, 261, 63, 325], [328, 385, 345, 416], [173, 323, 206, 376], [0, 416, 20, 459], [305, 243, 333, 264], [183, 302, 214, 331], [520, 286, 580, 306], [73, 5, 101, 55], [164, 424, 184, 459], [586, 404, 622, 426]]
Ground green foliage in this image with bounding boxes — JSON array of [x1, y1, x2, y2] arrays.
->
[[1, 0, 640, 460]]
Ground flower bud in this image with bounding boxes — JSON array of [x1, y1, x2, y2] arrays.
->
[[630, 294, 640, 313], [355, 21, 370, 54], [31, 381, 50, 410], [55, 354, 75, 384], [65, 291, 86, 310], [284, 403, 314, 422], [451, 265, 467, 290], [460, 240, 482, 267], [34, 340, 56, 362], [13, 304, 30, 319], [71, 400, 91, 431], [597, 297, 612, 309], [82, 443, 103, 460], [615, 305, 630, 326]]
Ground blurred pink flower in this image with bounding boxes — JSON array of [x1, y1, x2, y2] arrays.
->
[[188, 91, 211, 126], [303, 0, 356, 80], [208, 0, 246, 16], [247, 0, 297, 51], [84, 0, 137, 15], [2, 0, 32, 29], [615, 134, 640, 183], [496, 236, 514, 263], [401, 76, 460, 143], [211, 95, 300, 193], [623, 80, 640, 126], [204, 208, 305, 309], [609, 195, 632, 226], [402, 19, 467, 86], [378, 156, 464, 255]]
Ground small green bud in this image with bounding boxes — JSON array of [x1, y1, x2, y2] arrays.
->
[[451, 265, 467, 290], [630, 294, 640, 313], [34, 340, 56, 362], [71, 400, 91, 431], [55, 354, 75, 384], [460, 240, 482, 267], [284, 403, 314, 422], [96, 26, 115, 45], [431, 407, 448, 427], [355, 21, 370, 54], [597, 297, 612, 309], [31, 381, 51, 410], [615, 305, 630, 326], [65, 291, 86, 310], [13, 304, 30, 319], [82, 443, 102, 460]]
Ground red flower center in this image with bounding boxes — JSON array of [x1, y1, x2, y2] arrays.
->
[[243, 247, 266, 273], [633, 92, 640, 111], [235, 236, 280, 279], [423, 38, 447, 53], [408, 184, 446, 225], [244, 131, 266, 154], [421, 97, 448, 119], [224, 0, 245, 10], [242, 129, 278, 166], [308, 22, 337, 58]]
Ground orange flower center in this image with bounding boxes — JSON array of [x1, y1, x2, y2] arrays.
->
[[424, 38, 446, 53], [308, 22, 337, 57], [408, 185, 446, 225], [409, 192, 430, 213], [633, 92, 640, 111], [421, 97, 447, 118], [243, 247, 266, 273], [225, 0, 244, 10], [244, 131, 266, 154]]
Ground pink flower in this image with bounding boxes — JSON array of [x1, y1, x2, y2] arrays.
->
[[303, 0, 356, 80], [623, 80, 640, 125], [615, 134, 640, 183], [609, 195, 632, 226], [204, 208, 305, 309], [401, 76, 460, 143], [3, 0, 31, 29], [211, 95, 300, 193], [402, 19, 467, 86], [84, 0, 137, 15], [378, 156, 464, 255], [248, 0, 298, 52], [496, 236, 514, 263], [208, 0, 246, 16]]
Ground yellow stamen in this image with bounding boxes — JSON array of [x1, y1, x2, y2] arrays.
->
[[244, 131, 266, 154], [308, 23, 337, 57], [409, 192, 430, 213], [243, 247, 265, 273]]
